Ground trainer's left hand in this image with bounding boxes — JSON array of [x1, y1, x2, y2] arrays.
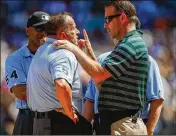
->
[[52, 40, 76, 52]]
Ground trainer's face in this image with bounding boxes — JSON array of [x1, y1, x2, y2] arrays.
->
[[104, 5, 122, 40], [64, 17, 80, 45], [26, 25, 47, 47]]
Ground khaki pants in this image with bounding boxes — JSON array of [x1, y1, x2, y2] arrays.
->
[[111, 117, 147, 135]]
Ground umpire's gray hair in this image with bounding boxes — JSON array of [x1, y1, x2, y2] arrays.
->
[[45, 12, 73, 35]]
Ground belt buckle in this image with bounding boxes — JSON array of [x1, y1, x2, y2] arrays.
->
[[44, 112, 49, 118], [23, 109, 30, 116], [34, 111, 38, 118], [131, 116, 137, 123], [131, 112, 139, 123], [34, 111, 50, 118]]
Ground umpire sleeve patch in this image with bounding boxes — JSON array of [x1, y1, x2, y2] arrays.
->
[[10, 70, 18, 78]]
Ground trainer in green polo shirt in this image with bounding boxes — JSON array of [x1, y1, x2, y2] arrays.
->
[[99, 29, 149, 112], [52, 1, 149, 135]]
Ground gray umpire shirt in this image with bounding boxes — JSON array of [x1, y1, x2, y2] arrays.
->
[[27, 38, 82, 112]]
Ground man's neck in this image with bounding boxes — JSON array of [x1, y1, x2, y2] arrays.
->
[[27, 42, 39, 54], [117, 24, 136, 40], [113, 38, 119, 45]]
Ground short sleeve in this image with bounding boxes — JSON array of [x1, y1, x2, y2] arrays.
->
[[101, 43, 135, 80], [49, 51, 77, 87], [5, 56, 26, 89], [85, 52, 111, 102], [146, 56, 164, 102], [84, 79, 97, 101]]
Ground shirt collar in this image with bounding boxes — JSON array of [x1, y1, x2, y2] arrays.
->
[[22, 38, 57, 57], [21, 45, 34, 57], [124, 29, 143, 38], [46, 37, 57, 43], [116, 30, 143, 46]]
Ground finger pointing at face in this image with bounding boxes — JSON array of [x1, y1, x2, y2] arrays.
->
[[83, 29, 89, 42]]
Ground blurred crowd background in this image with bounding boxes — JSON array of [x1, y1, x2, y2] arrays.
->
[[1, 0, 176, 135]]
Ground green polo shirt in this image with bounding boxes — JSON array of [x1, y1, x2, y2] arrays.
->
[[99, 30, 149, 111]]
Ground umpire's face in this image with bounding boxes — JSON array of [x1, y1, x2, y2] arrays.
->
[[25, 25, 47, 47], [63, 17, 80, 45]]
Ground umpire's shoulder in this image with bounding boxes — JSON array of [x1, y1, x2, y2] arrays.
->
[[5, 47, 23, 64], [148, 55, 159, 69], [60, 49, 77, 60]]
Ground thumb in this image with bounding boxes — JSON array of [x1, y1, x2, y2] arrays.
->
[[78, 39, 86, 48]]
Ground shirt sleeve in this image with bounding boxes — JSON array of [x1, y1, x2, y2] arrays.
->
[[101, 43, 135, 80], [146, 56, 164, 102], [84, 79, 97, 102], [5, 56, 26, 90], [49, 51, 77, 87]]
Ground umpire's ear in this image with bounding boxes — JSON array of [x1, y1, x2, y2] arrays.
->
[[25, 28, 30, 37]]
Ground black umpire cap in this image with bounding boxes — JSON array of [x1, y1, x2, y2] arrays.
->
[[27, 11, 50, 27]]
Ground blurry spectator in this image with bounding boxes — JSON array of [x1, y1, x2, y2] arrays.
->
[[1, 39, 12, 83], [7, 11, 28, 29], [42, 1, 68, 14], [3, 1, 24, 13]]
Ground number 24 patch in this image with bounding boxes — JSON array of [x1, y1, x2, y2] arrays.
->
[[6, 70, 18, 84]]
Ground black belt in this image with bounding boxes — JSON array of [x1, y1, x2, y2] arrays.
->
[[19, 109, 34, 116], [33, 108, 78, 119], [34, 110, 53, 119], [99, 109, 141, 123], [33, 109, 66, 119]]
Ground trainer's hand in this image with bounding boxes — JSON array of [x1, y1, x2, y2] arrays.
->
[[73, 113, 79, 123], [78, 29, 97, 60], [52, 40, 76, 52], [78, 29, 91, 49]]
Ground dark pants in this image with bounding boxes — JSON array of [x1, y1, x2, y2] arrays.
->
[[74, 113, 93, 135], [12, 109, 33, 135], [93, 113, 102, 135], [97, 110, 139, 135], [33, 110, 92, 135], [143, 118, 148, 125]]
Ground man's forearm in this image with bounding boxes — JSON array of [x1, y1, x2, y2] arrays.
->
[[83, 100, 94, 122], [57, 87, 73, 117], [55, 79, 74, 120], [73, 47, 110, 82], [147, 99, 163, 135], [86, 44, 97, 61], [11, 85, 27, 100]]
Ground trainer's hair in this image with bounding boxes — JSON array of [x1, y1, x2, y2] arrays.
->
[[45, 12, 73, 35], [136, 16, 141, 29], [105, 0, 137, 24]]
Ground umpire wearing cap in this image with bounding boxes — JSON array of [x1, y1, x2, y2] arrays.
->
[[27, 12, 92, 135], [5, 11, 50, 135]]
